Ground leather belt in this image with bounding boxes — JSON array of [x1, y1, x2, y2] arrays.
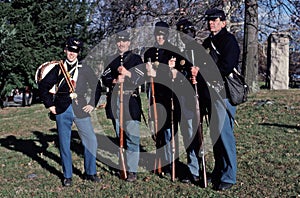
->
[[118, 90, 133, 95], [118, 90, 139, 97]]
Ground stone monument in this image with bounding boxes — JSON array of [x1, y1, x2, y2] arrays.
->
[[267, 32, 290, 90]]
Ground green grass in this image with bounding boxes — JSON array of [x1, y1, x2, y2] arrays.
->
[[0, 89, 299, 197]]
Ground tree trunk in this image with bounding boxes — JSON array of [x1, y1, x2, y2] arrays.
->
[[242, 0, 259, 93]]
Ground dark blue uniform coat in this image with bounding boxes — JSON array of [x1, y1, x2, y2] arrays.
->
[[38, 61, 100, 118], [101, 50, 145, 122]]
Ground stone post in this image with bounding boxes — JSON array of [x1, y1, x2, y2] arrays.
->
[[267, 32, 290, 90]]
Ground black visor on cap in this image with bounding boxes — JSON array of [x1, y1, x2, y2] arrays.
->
[[183, 28, 195, 36], [155, 21, 169, 28], [155, 29, 168, 36], [67, 45, 80, 53], [183, 25, 195, 33], [176, 19, 195, 31], [205, 8, 226, 21], [115, 31, 130, 42], [116, 36, 130, 42], [154, 21, 169, 36]]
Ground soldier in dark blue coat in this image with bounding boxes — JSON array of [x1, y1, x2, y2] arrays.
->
[[201, 8, 240, 191], [175, 19, 204, 185], [144, 21, 181, 178], [101, 31, 145, 182], [38, 37, 102, 186]]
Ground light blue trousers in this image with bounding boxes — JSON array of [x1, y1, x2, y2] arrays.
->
[[180, 118, 200, 177], [56, 105, 98, 179], [115, 119, 140, 173], [211, 99, 237, 184]]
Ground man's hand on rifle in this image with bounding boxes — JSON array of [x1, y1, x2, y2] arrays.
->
[[146, 62, 156, 77], [170, 68, 178, 80], [168, 57, 176, 68], [118, 74, 125, 83], [112, 79, 118, 84], [118, 66, 131, 78], [191, 66, 199, 76], [169, 57, 177, 80], [191, 66, 200, 84]]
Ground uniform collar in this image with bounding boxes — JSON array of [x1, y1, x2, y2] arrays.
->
[[210, 28, 227, 39], [121, 50, 131, 57], [65, 59, 82, 68]]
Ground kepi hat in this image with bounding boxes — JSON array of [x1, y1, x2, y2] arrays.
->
[[176, 18, 196, 34], [116, 30, 130, 42], [154, 21, 169, 36], [65, 37, 83, 53]]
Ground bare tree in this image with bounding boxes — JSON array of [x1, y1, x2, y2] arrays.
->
[[243, 0, 259, 93], [87, 0, 299, 88]]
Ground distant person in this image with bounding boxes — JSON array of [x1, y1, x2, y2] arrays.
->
[[22, 86, 32, 106], [38, 37, 102, 187]]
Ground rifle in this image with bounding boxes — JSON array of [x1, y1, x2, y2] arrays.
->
[[147, 58, 162, 174], [169, 56, 177, 182], [191, 50, 207, 187], [119, 61, 127, 180], [171, 77, 176, 182]]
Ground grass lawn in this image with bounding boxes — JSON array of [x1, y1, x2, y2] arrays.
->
[[0, 89, 299, 197]]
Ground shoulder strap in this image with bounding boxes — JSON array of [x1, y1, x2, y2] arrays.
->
[[211, 41, 242, 76], [123, 51, 133, 66], [210, 41, 220, 55], [57, 60, 76, 93], [233, 67, 242, 76]]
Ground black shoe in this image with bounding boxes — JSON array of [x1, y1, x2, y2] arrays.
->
[[182, 174, 199, 184], [181, 176, 191, 183], [161, 166, 172, 177], [84, 174, 102, 183], [213, 182, 233, 191], [161, 171, 171, 179], [192, 175, 200, 182], [206, 175, 212, 183], [63, 178, 72, 187], [126, 172, 137, 182]]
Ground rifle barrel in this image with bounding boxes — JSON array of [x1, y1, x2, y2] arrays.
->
[[170, 77, 176, 182], [148, 58, 161, 174], [119, 82, 127, 180], [191, 50, 207, 187]]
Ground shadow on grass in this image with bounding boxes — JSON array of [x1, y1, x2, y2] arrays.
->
[[95, 133, 190, 181], [95, 133, 159, 176], [0, 130, 86, 183], [0, 129, 191, 182], [259, 122, 300, 130]]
